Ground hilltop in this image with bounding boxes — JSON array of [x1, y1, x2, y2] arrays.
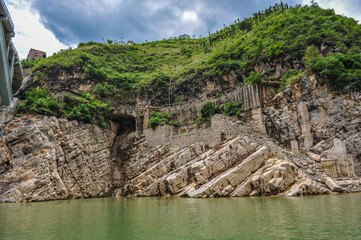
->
[[20, 3, 360, 107]]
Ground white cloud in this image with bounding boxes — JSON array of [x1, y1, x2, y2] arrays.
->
[[182, 11, 198, 22], [6, 0, 71, 59], [303, 0, 361, 22]]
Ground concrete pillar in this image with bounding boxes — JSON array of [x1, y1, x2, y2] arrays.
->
[[143, 105, 151, 129], [136, 115, 143, 133], [0, 22, 12, 106]]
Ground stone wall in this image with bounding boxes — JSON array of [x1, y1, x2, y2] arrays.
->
[[144, 115, 245, 149], [158, 84, 272, 125]]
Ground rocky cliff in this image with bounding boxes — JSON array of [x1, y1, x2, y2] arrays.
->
[[0, 115, 115, 203], [1, 108, 360, 202], [263, 75, 361, 177]]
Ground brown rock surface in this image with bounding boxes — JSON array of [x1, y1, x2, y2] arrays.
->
[[264, 77, 361, 177], [0, 115, 115, 203]]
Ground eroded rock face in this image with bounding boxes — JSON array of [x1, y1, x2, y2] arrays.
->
[[121, 121, 347, 198], [0, 94, 361, 202], [264, 76, 361, 176], [0, 115, 115, 203]]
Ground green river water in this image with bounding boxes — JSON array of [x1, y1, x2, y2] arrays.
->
[[0, 194, 360, 240]]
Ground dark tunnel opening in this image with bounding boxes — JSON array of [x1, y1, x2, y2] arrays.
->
[[113, 115, 136, 136]]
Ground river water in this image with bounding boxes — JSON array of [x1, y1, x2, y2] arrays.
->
[[0, 194, 360, 240]]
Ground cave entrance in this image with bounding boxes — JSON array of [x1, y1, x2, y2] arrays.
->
[[113, 114, 136, 136]]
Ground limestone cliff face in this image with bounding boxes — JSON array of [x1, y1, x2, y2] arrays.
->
[[263, 75, 361, 176], [120, 120, 345, 198], [0, 115, 115, 203], [0, 113, 360, 203], [1, 73, 361, 202]]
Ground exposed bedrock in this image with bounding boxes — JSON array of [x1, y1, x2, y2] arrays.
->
[[1, 75, 361, 202], [263, 75, 361, 177], [120, 130, 337, 198], [0, 115, 115, 203]]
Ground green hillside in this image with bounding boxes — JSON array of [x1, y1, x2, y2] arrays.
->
[[19, 3, 361, 126]]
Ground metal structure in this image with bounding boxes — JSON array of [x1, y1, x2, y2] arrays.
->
[[0, 0, 22, 107], [0, 0, 23, 135]]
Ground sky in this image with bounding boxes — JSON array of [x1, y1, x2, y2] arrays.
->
[[5, 0, 361, 59]]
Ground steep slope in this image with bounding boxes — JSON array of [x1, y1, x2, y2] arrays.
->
[[19, 4, 361, 107]]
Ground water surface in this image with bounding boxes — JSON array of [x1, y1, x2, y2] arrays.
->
[[1, 194, 360, 240]]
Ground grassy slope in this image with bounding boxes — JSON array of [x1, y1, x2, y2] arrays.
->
[[21, 4, 361, 112]]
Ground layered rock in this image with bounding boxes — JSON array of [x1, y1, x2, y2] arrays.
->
[[121, 119, 351, 198], [2, 73, 361, 203], [263, 75, 361, 176], [0, 115, 115, 203]]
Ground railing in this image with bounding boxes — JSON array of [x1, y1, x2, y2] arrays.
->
[[0, 0, 14, 31]]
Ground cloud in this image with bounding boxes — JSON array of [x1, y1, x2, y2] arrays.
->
[[9, 0, 359, 60], [302, 0, 361, 22], [182, 11, 198, 22], [6, 0, 71, 59], [27, 0, 285, 45]]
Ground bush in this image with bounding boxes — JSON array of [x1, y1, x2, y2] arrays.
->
[[180, 46, 192, 57], [19, 89, 112, 128], [18, 89, 62, 116], [310, 53, 361, 90], [21, 59, 38, 68], [149, 111, 169, 129], [149, 117, 160, 129], [305, 45, 321, 64], [223, 101, 243, 118], [200, 102, 220, 120], [268, 42, 284, 58], [244, 72, 262, 85], [211, 59, 240, 76]]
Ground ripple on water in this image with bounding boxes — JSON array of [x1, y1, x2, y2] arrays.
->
[[0, 194, 360, 240]]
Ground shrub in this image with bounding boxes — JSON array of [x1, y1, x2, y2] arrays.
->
[[169, 120, 180, 127], [18, 89, 62, 117], [149, 111, 169, 128], [223, 101, 243, 118], [21, 59, 38, 68], [305, 45, 321, 64], [200, 102, 220, 120], [180, 46, 192, 57], [149, 117, 160, 129], [19, 89, 112, 128], [244, 72, 262, 85], [310, 53, 361, 90], [268, 42, 284, 58]]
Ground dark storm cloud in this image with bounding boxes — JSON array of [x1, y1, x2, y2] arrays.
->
[[30, 0, 301, 45]]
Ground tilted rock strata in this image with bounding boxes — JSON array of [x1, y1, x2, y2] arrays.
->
[[0, 115, 115, 203], [1, 109, 360, 203], [122, 126, 336, 198]]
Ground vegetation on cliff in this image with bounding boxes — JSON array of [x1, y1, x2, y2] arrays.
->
[[28, 3, 361, 94], [19, 3, 361, 125], [200, 101, 243, 121], [19, 89, 112, 127]]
